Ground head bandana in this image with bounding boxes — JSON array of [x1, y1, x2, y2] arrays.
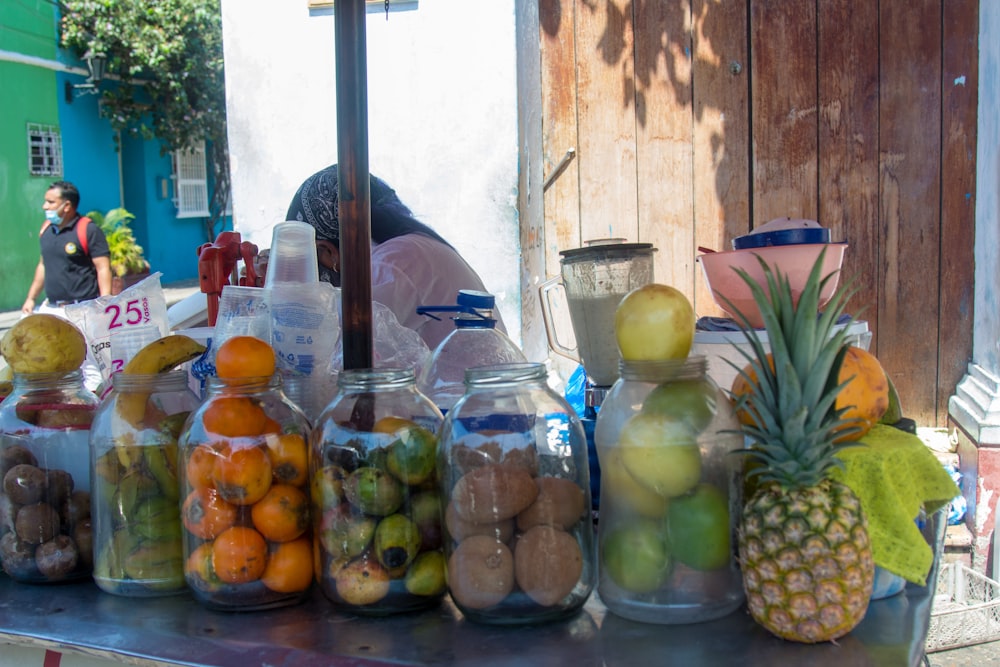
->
[[286, 165, 401, 245]]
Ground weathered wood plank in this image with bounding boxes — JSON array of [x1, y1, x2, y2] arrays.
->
[[574, 0, 638, 242], [540, 0, 582, 277], [877, 0, 942, 424], [939, 0, 979, 425], [750, 1, 818, 223], [633, 0, 694, 293], [692, 0, 751, 319], [816, 0, 879, 341]]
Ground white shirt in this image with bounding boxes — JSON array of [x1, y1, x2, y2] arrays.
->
[[370, 234, 506, 349]]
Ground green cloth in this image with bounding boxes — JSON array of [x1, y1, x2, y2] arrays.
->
[[830, 424, 959, 585]]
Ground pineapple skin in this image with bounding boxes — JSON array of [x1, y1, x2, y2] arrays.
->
[[739, 478, 874, 643]]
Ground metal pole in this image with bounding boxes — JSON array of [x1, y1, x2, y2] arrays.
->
[[334, 0, 373, 370]]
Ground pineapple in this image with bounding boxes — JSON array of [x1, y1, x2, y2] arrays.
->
[[725, 251, 874, 643]]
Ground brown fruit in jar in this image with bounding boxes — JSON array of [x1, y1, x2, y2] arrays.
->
[[35, 534, 79, 580], [447, 534, 514, 610], [444, 500, 514, 543], [15, 502, 61, 545], [450, 464, 538, 524], [73, 518, 93, 569], [60, 490, 91, 530], [0, 532, 37, 578], [43, 468, 74, 507], [4, 463, 46, 505], [514, 525, 583, 607], [516, 477, 586, 532], [1, 446, 37, 477]]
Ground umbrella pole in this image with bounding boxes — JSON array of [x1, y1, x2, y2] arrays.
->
[[335, 0, 373, 370]]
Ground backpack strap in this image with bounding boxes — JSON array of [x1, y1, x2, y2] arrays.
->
[[39, 217, 90, 256]]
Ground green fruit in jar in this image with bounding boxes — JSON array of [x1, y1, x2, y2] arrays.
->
[[409, 490, 443, 550], [602, 518, 671, 593], [665, 483, 731, 571], [618, 412, 701, 499], [318, 505, 376, 559], [405, 550, 447, 597], [384, 421, 438, 486], [142, 444, 180, 501], [599, 449, 668, 519], [311, 465, 347, 508], [373, 513, 422, 570], [344, 466, 403, 516], [641, 379, 717, 432]]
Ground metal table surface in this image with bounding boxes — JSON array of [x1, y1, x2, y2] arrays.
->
[[0, 575, 933, 667]]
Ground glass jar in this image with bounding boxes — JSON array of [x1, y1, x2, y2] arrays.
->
[[89, 371, 200, 596], [311, 368, 445, 615], [178, 374, 312, 610], [593, 356, 744, 624], [0, 370, 98, 583], [439, 362, 595, 625]]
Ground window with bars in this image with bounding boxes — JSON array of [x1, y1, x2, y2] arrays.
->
[[27, 124, 63, 176], [172, 142, 210, 218]]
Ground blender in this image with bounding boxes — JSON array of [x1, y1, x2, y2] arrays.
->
[[539, 240, 656, 509]]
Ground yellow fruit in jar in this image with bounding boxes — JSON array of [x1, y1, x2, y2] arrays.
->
[[0, 314, 87, 374], [730, 346, 889, 442]]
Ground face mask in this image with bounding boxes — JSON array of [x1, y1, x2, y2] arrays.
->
[[44, 209, 61, 224]]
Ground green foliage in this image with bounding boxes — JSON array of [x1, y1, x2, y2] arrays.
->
[[87, 208, 149, 277], [60, 0, 230, 238]]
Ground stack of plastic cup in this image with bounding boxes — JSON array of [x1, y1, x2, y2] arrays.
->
[[264, 221, 319, 287]]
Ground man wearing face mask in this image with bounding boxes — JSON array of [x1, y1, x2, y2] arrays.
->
[[21, 181, 112, 316]]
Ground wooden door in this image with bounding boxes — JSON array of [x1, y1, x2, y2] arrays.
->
[[535, 0, 978, 427]]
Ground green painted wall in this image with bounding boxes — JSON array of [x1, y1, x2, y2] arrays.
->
[[0, 2, 61, 311]]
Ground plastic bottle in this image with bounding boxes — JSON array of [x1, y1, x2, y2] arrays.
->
[[416, 291, 526, 413]]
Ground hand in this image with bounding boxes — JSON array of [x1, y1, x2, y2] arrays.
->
[[21, 298, 35, 315]]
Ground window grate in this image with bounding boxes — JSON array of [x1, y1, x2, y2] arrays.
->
[[172, 142, 210, 218], [27, 124, 63, 176]]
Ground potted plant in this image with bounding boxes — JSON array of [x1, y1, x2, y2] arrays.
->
[[86, 208, 150, 294]]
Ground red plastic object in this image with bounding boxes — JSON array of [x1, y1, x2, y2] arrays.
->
[[197, 231, 259, 326]]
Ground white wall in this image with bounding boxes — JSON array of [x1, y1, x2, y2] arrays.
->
[[219, 0, 521, 337]]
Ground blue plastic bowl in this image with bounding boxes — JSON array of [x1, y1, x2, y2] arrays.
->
[[732, 227, 832, 250]]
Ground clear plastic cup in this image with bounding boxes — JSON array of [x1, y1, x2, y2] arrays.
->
[[264, 221, 319, 287]]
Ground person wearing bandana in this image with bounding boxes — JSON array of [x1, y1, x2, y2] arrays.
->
[[22, 181, 112, 316], [285, 164, 506, 349]]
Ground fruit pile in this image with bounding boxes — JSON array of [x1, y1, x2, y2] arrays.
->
[[89, 334, 205, 596], [443, 448, 588, 615], [313, 414, 446, 611], [0, 315, 97, 583], [178, 336, 314, 609]]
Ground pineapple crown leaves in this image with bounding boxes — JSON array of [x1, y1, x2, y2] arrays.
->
[[718, 248, 863, 489]]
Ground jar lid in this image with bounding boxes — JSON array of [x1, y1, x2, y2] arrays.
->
[[559, 241, 655, 264]]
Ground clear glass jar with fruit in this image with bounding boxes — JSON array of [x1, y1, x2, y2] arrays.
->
[[311, 367, 446, 615], [593, 356, 744, 624], [89, 370, 200, 596], [0, 369, 99, 583], [178, 336, 313, 610], [438, 362, 595, 625]]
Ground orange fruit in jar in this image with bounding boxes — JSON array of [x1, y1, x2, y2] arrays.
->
[[212, 525, 268, 584], [186, 442, 222, 490], [213, 444, 273, 505], [261, 537, 314, 593], [215, 335, 276, 379], [265, 432, 309, 487], [202, 396, 269, 438], [182, 487, 238, 540], [185, 542, 222, 591], [251, 483, 310, 543]]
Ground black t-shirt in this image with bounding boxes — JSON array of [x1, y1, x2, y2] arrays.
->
[[40, 216, 111, 302]]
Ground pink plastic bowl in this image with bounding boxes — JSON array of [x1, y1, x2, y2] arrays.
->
[[697, 243, 848, 329]]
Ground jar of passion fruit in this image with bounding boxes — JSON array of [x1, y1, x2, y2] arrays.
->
[[177, 374, 312, 610], [0, 369, 98, 583], [311, 368, 445, 615], [438, 362, 595, 625], [89, 370, 200, 596], [593, 356, 744, 624]]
